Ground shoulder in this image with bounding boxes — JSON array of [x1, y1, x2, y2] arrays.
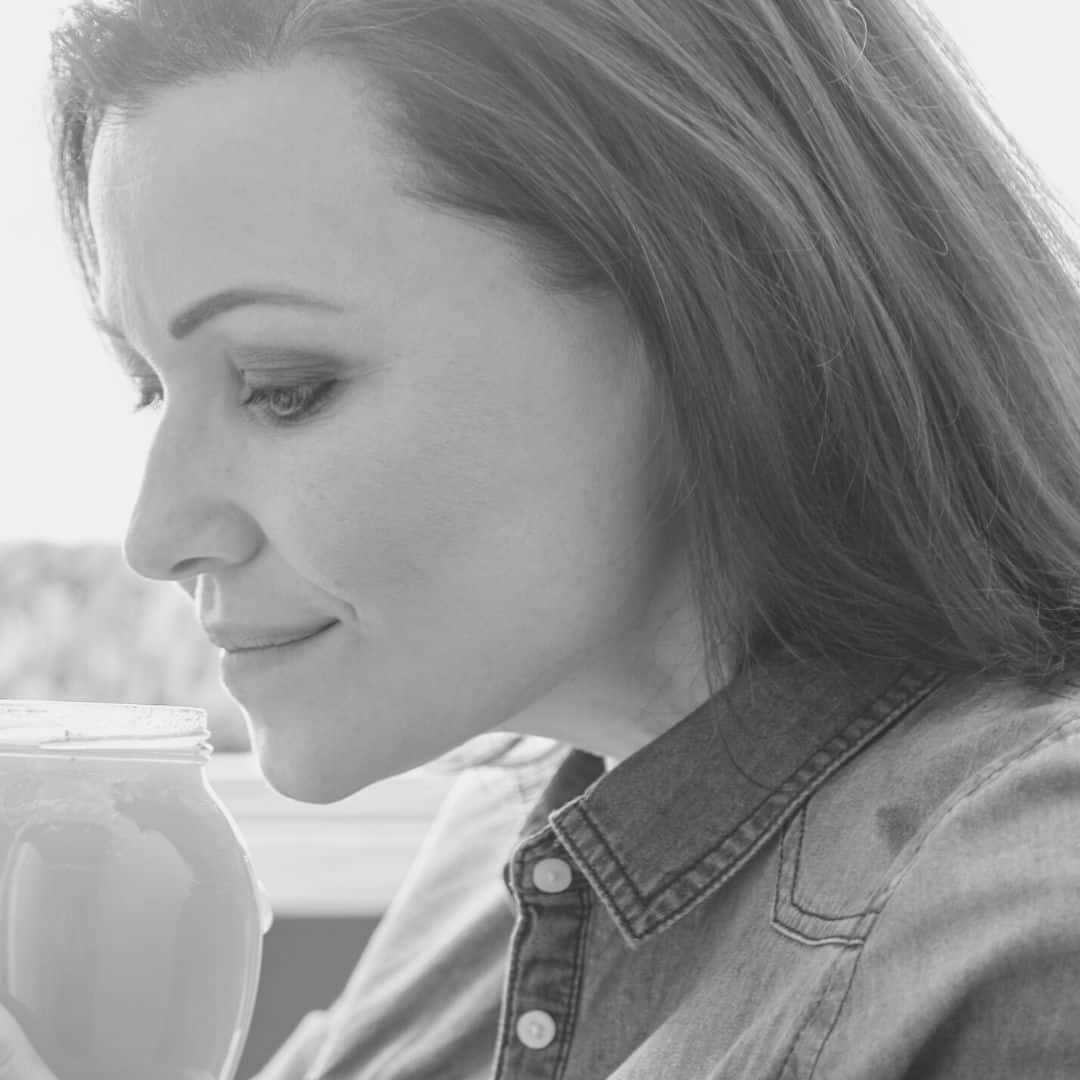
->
[[807, 686, 1080, 1079], [781, 673, 1080, 921]]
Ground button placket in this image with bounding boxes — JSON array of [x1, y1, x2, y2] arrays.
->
[[494, 837, 590, 1079]]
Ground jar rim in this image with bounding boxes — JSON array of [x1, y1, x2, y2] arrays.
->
[[0, 699, 211, 752]]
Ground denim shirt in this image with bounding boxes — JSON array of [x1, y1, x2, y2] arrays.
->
[[309, 654, 1080, 1079]]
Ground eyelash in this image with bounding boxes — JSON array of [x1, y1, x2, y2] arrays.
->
[[131, 378, 340, 426]]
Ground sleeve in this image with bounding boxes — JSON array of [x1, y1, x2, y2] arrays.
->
[[308, 747, 568, 1080], [812, 721, 1080, 1080]]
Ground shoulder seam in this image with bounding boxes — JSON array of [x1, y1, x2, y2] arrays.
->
[[867, 703, 1080, 917], [803, 704, 1080, 1080]]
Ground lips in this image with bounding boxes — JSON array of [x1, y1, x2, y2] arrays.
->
[[217, 620, 342, 688], [205, 621, 340, 653]]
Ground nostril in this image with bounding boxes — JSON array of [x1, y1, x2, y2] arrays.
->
[[172, 557, 207, 579]]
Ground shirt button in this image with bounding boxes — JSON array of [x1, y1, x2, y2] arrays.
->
[[532, 857, 573, 893], [516, 1009, 557, 1050]]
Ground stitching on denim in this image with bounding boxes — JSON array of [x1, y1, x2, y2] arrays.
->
[[566, 667, 948, 940], [773, 808, 868, 935], [776, 802, 873, 928], [554, 887, 592, 1079], [772, 809, 795, 933], [774, 945, 857, 1080], [641, 667, 945, 905], [790, 804, 806, 900], [769, 917, 865, 948], [554, 816, 639, 943], [499, 857, 592, 1080], [801, 710, 1080, 1079], [804, 932, 865, 1080], [569, 790, 844, 947], [866, 708, 1080, 916]]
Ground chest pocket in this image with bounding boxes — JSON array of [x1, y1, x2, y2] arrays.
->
[[770, 802, 889, 946]]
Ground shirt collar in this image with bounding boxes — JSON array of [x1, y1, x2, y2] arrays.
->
[[505, 652, 949, 949]]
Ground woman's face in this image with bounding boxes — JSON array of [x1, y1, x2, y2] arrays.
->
[[87, 58, 693, 801]]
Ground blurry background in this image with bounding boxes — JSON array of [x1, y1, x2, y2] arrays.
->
[[2, 1, 1079, 1075]]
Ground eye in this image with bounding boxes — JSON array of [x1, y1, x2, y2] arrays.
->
[[126, 375, 341, 425], [240, 379, 340, 425], [130, 379, 163, 414]]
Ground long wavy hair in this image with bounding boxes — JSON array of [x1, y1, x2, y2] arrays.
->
[[46, 0, 1080, 766]]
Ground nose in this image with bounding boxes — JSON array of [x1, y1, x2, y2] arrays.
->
[[122, 410, 260, 584]]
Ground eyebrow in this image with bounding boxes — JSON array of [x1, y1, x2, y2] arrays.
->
[[92, 287, 344, 344]]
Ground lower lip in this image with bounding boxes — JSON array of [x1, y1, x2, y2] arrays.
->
[[220, 622, 340, 685]]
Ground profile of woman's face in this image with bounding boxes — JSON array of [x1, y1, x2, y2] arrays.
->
[[87, 57, 689, 801]]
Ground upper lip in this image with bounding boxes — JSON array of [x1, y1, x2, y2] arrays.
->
[[203, 621, 338, 652]]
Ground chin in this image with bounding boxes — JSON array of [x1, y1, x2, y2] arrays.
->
[[262, 758, 362, 804], [249, 729, 366, 805]]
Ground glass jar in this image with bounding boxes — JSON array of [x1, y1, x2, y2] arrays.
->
[[0, 701, 273, 1080]]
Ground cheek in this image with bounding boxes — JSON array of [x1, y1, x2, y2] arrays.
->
[[275, 421, 496, 612], [268, 350, 661, 638]]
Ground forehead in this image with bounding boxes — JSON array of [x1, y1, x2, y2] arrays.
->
[[84, 59, 425, 335]]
